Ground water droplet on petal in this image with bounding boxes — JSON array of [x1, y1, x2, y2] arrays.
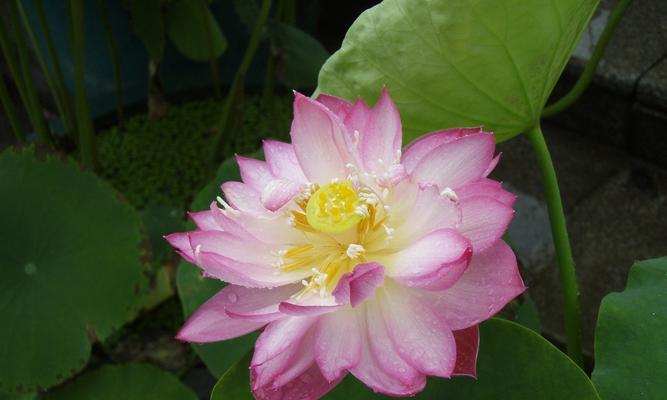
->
[[227, 293, 238, 303]]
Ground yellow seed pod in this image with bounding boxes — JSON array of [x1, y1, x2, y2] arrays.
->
[[306, 181, 363, 234]]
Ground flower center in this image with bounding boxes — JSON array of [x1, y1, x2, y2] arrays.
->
[[305, 181, 365, 234]]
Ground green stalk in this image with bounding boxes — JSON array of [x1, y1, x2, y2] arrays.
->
[[209, 0, 272, 161], [542, 0, 634, 118], [0, 74, 25, 143], [9, 1, 51, 145], [0, 14, 30, 109], [526, 124, 583, 367], [17, 0, 74, 136], [70, 0, 96, 169], [99, 0, 125, 129]]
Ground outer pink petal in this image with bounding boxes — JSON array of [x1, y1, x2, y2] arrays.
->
[[263, 140, 308, 183], [188, 210, 219, 231], [350, 303, 427, 396], [278, 295, 342, 316], [483, 154, 501, 177], [252, 315, 319, 366], [379, 284, 457, 377], [165, 232, 195, 263], [458, 196, 514, 252], [290, 92, 354, 182], [452, 325, 479, 378], [197, 251, 307, 288], [359, 88, 402, 173], [343, 98, 372, 135], [411, 133, 496, 190], [424, 241, 526, 330], [456, 178, 517, 206], [221, 181, 266, 215], [313, 308, 362, 381], [187, 230, 274, 265], [237, 156, 273, 192], [316, 93, 353, 119], [254, 360, 342, 400], [391, 184, 461, 245], [332, 262, 385, 307], [364, 300, 423, 386], [383, 229, 472, 291], [176, 284, 295, 343], [401, 127, 484, 174], [260, 178, 303, 211], [208, 203, 256, 241]]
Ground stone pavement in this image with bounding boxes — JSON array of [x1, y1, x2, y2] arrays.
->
[[492, 123, 667, 355]]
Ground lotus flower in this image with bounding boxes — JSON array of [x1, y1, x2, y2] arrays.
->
[[167, 89, 525, 399]]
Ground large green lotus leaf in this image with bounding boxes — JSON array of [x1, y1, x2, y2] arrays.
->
[[592, 257, 667, 400], [317, 0, 598, 143], [211, 319, 599, 399], [175, 151, 263, 377], [45, 363, 197, 400], [129, 0, 165, 62], [0, 150, 146, 393], [167, 0, 227, 62]]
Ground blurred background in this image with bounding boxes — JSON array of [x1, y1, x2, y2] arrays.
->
[[0, 0, 665, 398]]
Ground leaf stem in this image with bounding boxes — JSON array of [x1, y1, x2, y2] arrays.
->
[[209, 0, 272, 162], [70, 0, 96, 169], [542, 0, 634, 118], [99, 0, 125, 129], [0, 72, 25, 143], [525, 123, 583, 367]]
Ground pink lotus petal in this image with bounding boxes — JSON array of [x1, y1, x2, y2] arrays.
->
[[164, 232, 195, 263], [221, 181, 266, 215], [383, 229, 472, 291], [253, 358, 342, 400], [364, 300, 423, 386], [316, 93, 353, 118], [313, 308, 362, 381], [290, 92, 354, 182], [208, 202, 256, 241], [237, 156, 273, 192], [452, 325, 479, 378], [411, 133, 496, 190], [343, 98, 372, 135], [197, 251, 307, 288], [457, 178, 517, 206], [176, 284, 296, 343], [423, 241, 526, 330], [332, 262, 385, 307], [263, 140, 307, 183], [401, 127, 483, 174], [188, 230, 274, 265], [483, 154, 501, 177], [252, 329, 316, 392], [278, 295, 342, 316], [392, 184, 462, 245], [350, 303, 427, 396], [261, 178, 303, 211], [359, 88, 402, 173], [379, 284, 457, 377], [188, 210, 218, 231], [458, 196, 514, 252], [252, 316, 319, 366]]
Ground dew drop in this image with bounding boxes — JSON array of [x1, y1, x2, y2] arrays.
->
[[24, 262, 37, 275], [227, 293, 238, 303]]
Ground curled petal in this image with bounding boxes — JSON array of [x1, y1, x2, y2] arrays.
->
[[423, 241, 526, 330], [164, 232, 195, 263], [411, 132, 496, 189], [332, 262, 385, 307], [382, 229, 472, 290]]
